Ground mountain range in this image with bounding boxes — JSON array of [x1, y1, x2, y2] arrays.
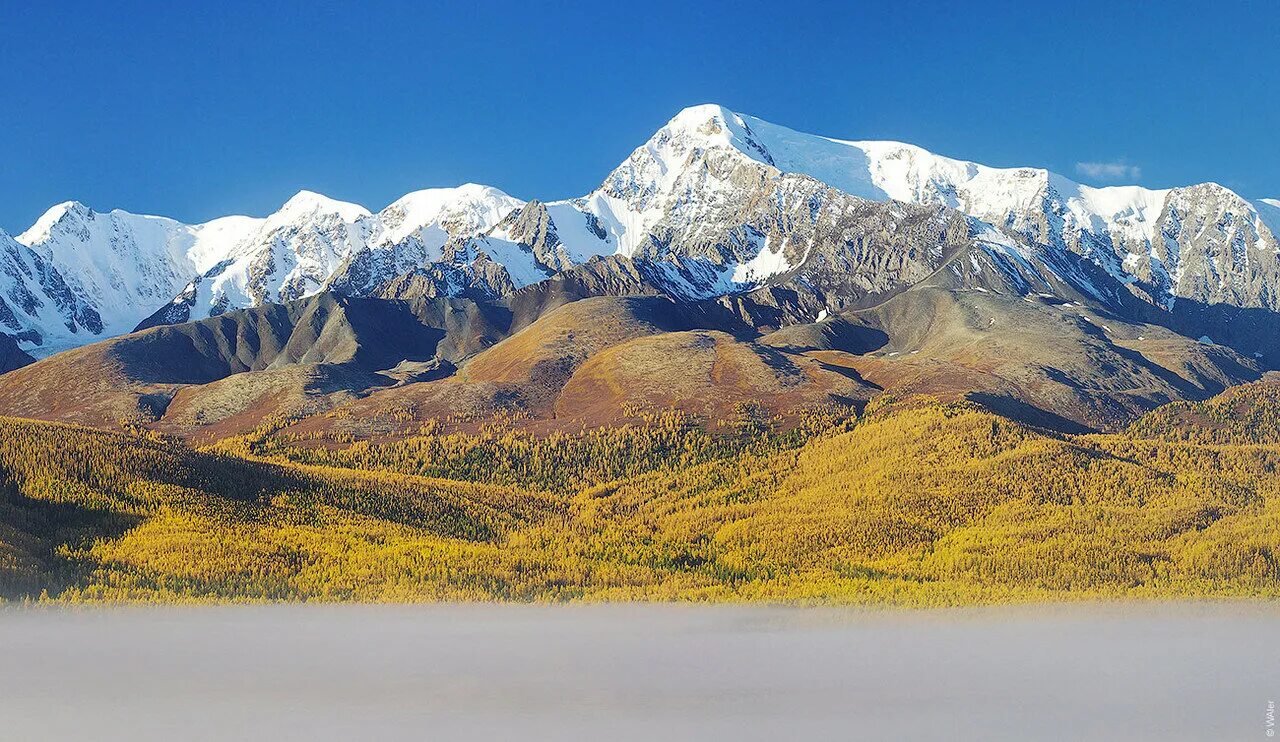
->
[[6, 103, 1280, 606], [2, 104, 1279, 434]]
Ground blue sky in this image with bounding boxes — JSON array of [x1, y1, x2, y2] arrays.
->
[[2, 0, 1277, 232]]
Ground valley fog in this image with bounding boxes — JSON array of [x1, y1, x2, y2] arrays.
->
[[1, 602, 1275, 741]]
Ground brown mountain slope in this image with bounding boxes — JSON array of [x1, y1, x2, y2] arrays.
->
[[280, 296, 875, 441], [554, 329, 872, 424], [828, 285, 1260, 431], [0, 267, 1265, 441], [460, 296, 730, 385], [0, 293, 499, 432]]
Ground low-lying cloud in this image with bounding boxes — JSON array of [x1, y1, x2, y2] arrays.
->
[[1076, 161, 1142, 181]]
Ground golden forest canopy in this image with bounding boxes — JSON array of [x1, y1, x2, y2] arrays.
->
[[1, 392, 1278, 604]]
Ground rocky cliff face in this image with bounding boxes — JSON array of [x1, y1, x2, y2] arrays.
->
[[0, 228, 104, 352]]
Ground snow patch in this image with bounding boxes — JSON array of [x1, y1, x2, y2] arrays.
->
[[730, 240, 794, 284], [476, 237, 553, 289]]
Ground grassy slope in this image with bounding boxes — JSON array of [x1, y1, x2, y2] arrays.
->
[[1, 394, 1278, 604]]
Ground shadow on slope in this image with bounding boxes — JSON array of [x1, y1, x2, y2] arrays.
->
[[0, 335, 34, 376]]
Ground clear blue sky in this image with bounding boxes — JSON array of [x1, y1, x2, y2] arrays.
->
[[2, 0, 1277, 232]]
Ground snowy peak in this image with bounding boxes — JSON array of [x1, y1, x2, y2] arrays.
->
[[18, 200, 193, 253], [377, 184, 522, 245], [660, 104, 766, 157], [663, 103, 735, 132], [17, 200, 94, 247], [268, 190, 371, 228]]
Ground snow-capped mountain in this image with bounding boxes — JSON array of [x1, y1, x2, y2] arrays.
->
[[156, 191, 373, 325], [152, 185, 536, 328], [10, 185, 533, 351], [11, 202, 263, 350], [322, 184, 535, 300], [544, 104, 1280, 310], [5, 103, 1279, 358]]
